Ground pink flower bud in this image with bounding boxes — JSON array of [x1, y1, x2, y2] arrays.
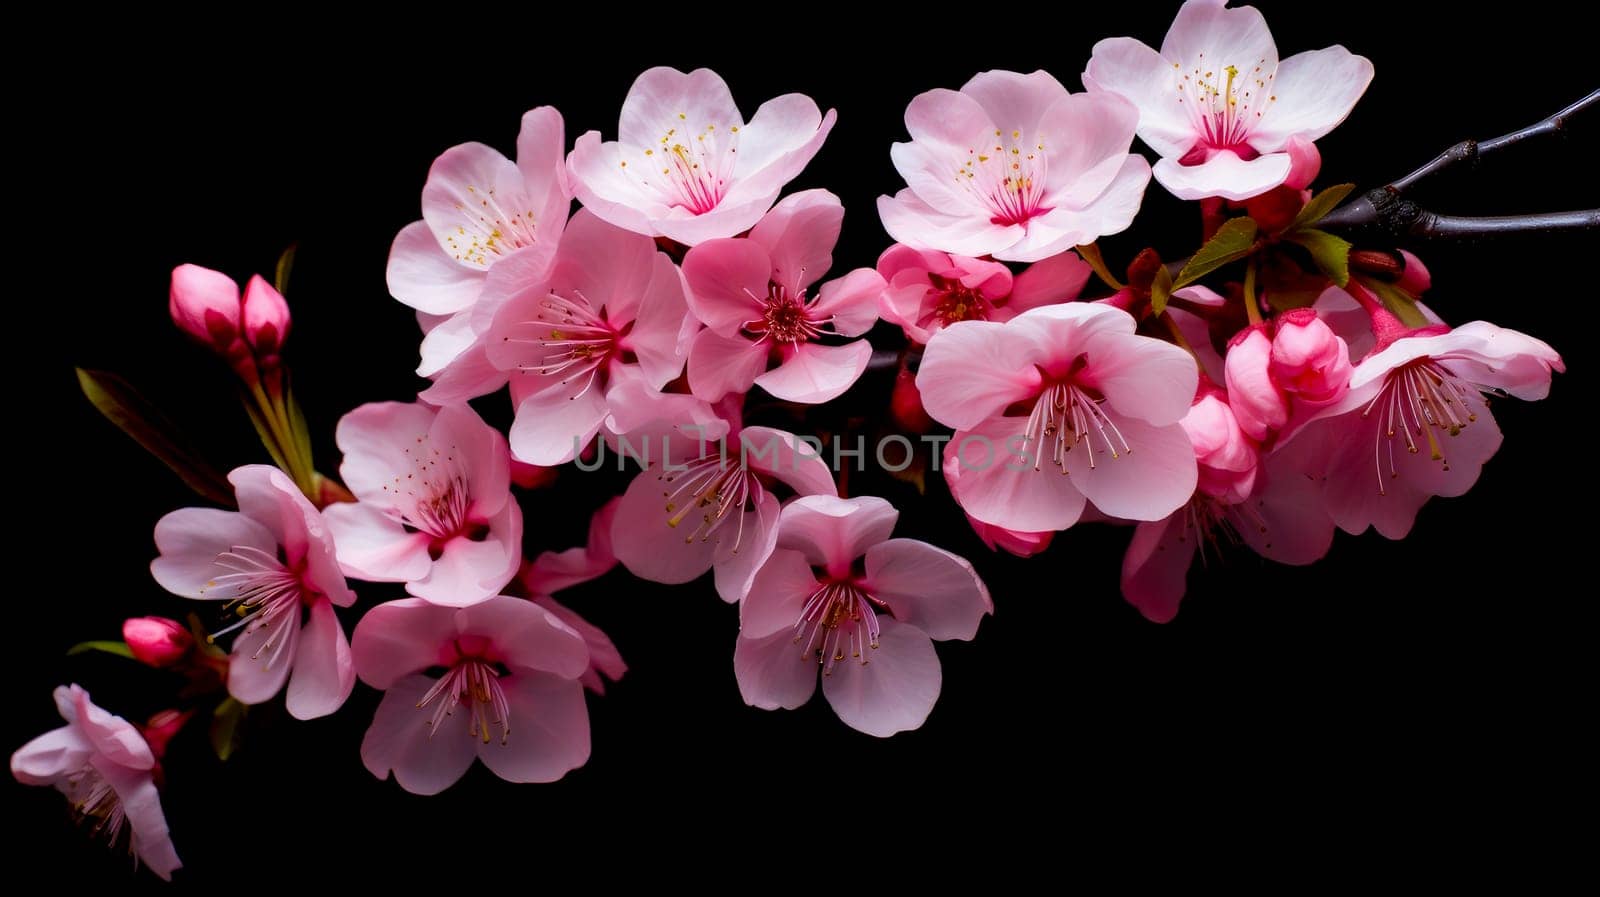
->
[[242, 275, 291, 357], [139, 708, 195, 762], [511, 460, 559, 490], [169, 263, 241, 348], [1224, 325, 1288, 441], [1182, 390, 1258, 504], [122, 616, 194, 668], [890, 366, 934, 433], [1396, 250, 1431, 296], [1283, 134, 1322, 191], [1271, 309, 1352, 404]]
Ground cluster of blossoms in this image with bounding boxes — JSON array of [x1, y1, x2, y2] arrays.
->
[[17, 1, 1569, 880]]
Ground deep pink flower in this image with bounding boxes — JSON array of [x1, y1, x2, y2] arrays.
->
[[385, 108, 571, 403], [1278, 320, 1562, 539], [485, 209, 694, 465], [352, 597, 590, 795], [1085, 0, 1373, 201], [1224, 324, 1288, 441], [323, 402, 521, 606], [877, 70, 1150, 262], [1270, 307, 1352, 404], [11, 686, 182, 880], [1186, 386, 1259, 503], [122, 617, 193, 669], [521, 498, 628, 695], [735, 496, 991, 737], [877, 245, 1092, 344], [152, 465, 356, 719], [567, 67, 836, 245], [916, 303, 1199, 532], [681, 190, 884, 404]]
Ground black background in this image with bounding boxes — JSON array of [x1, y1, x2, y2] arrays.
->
[[9, 3, 1596, 884]]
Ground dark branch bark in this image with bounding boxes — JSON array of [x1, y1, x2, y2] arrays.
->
[[1319, 89, 1599, 245]]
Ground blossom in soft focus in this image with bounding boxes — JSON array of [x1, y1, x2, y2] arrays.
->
[[735, 496, 991, 737], [352, 597, 590, 795], [486, 209, 693, 465], [567, 67, 836, 245], [681, 190, 884, 404], [1084, 0, 1373, 200], [151, 465, 356, 719], [916, 303, 1198, 533], [877, 245, 1092, 344], [11, 685, 182, 880], [521, 498, 627, 695], [877, 69, 1150, 262], [1278, 320, 1562, 539], [323, 402, 521, 606], [385, 108, 571, 403], [169, 265, 290, 379], [122, 617, 193, 668]]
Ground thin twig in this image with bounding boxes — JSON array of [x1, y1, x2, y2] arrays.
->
[[1390, 89, 1599, 192]]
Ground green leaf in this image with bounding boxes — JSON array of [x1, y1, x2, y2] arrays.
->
[[1174, 218, 1259, 288], [1363, 278, 1431, 329], [210, 697, 247, 762], [67, 640, 135, 660], [1075, 243, 1124, 290], [1149, 264, 1174, 315], [274, 244, 297, 296], [1290, 183, 1357, 230], [77, 369, 235, 506], [1286, 228, 1353, 287]]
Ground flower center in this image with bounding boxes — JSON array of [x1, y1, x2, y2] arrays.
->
[[1175, 56, 1277, 159], [923, 274, 994, 329], [954, 127, 1053, 226], [417, 659, 511, 745], [444, 184, 540, 267], [793, 580, 887, 675], [202, 545, 306, 666], [1360, 358, 1488, 495], [744, 284, 828, 345], [66, 766, 128, 848], [621, 118, 742, 215], [660, 454, 765, 554], [1022, 381, 1132, 473]]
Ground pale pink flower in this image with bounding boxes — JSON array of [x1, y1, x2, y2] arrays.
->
[[567, 67, 836, 245], [1187, 385, 1259, 503], [11, 686, 182, 880], [169, 265, 290, 377], [122, 617, 193, 668], [385, 108, 571, 403], [152, 465, 356, 719], [353, 597, 590, 795], [916, 303, 1199, 532], [1085, 0, 1373, 201], [612, 411, 837, 603], [521, 498, 627, 695], [941, 443, 1055, 558], [735, 496, 991, 737], [1278, 320, 1562, 539], [1270, 308, 1352, 404], [322, 402, 521, 606], [877, 245, 1091, 344], [1224, 324, 1288, 441], [877, 69, 1151, 262], [485, 209, 694, 465], [681, 190, 884, 404]]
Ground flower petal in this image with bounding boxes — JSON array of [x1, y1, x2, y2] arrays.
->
[[865, 538, 991, 641], [1250, 47, 1375, 150], [681, 238, 773, 337], [755, 340, 871, 404], [476, 671, 590, 784], [776, 495, 898, 573], [739, 548, 822, 639], [284, 598, 355, 720], [687, 328, 768, 403], [361, 673, 479, 796], [456, 596, 588, 679], [351, 598, 457, 690], [150, 507, 276, 599], [1153, 151, 1293, 202], [387, 220, 485, 315], [821, 618, 941, 738], [748, 188, 842, 296]]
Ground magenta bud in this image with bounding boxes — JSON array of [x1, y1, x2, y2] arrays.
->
[[890, 366, 934, 434], [170, 264, 242, 348], [242, 275, 291, 355], [123, 616, 194, 668]]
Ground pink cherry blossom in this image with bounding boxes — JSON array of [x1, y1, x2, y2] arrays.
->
[[941, 443, 1055, 558], [877, 245, 1092, 344], [612, 412, 837, 603], [151, 465, 356, 719], [1187, 385, 1258, 504], [122, 617, 193, 668], [1278, 320, 1562, 539], [1270, 307, 1352, 404], [567, 67, 836, 246], [485, 209, 694, 465], [1085, 0, 1373, 201], [11, 686, 182, 880], [385, 108, 571, 403], [521, 498, 628, 695], [169, 265, 290, 378], [681, 190, 884, 404], [877, 69, 1151, 262], [1224, 324, 1288, 441], [916, 303, 1199, 533], [353, 596, 591, 795], [735, 496, 991, 737], [322, 402, 521, 606]]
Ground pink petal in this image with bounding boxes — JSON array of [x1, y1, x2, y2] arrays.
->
[[335, 401, 442, 501], [526, 498, 620, 595], [687, 329, 768, 403], [1084, 327, 1200, 426], [322, 502, 432, 584], [10, 725, 91, 785], [754, 341, 871, 404], [417, 342, 508, 405], [681, 238, 773, 337], [456, 596, 588, 679], [432, 404, 511, 518], [351, 598, 457, 690], [611, 463, 720, 585], [821, 618, 941, 738], [618, 67, 741, 150], [734, 628, 819, 711], [959, 69, 1072, 134], [284, 598, 355, 720], [729, 94, 834, 195], [1153, 151, 1293, 202], [361, 673, 479, 796], [739, 426, 837, 497], [507, 383, 609, 466], [421, 142, 551, 278], [227, 617, 296, 706], [476, 671, 590, 784], [739, 548, 822, 639], [629, 252, 693, 388], [408, 499, 521, 606], [1160, 0, 1279, 71], [902, 87, 996, 154], [864, 538, 992, 641], [514, 105, 571, 206], [566, 132, 666, 237], [944, 417, 1088, 531], [748, 188, 842, 296], [776, 495, 898, 575], [915, 319, 1045, 430], [94, 760, 181, 881], [1249, 47, 1375, 150], [549, 208, 656, 327], [1003, 250, 1092, 316], [532, 594, 627, 692], [1239, 446, 1336, 565], [655, 195, 791, 246], [71, 691, 154, 770], [996, 156, 1150, 262], [877, 188, 1022, 258], [1119, 515, 1195, 624], [1065, 412, 1198, 521], [387, 220, 485, 315], [150, 507, 276, 598], [1035, 91, 1142, 207], [809, 268, 885, 338], [712, 490, 782, 604], [1083, 37, 1197, 158]]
